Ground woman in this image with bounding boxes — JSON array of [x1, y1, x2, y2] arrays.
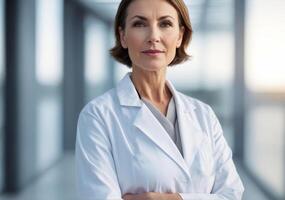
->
[[76, 0, 244, 199]]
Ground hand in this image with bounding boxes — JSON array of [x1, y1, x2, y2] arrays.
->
[[122, 192, 182, 200]]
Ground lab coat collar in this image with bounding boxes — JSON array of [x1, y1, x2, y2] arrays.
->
[[116, 72, 196, 110], [116, 72, 142, 107], [116, 73, 206, 176]]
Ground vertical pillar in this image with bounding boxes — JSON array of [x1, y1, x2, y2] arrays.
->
[[63, 0, 85, 151], [4, 0, 19, 192], [233, 0, 246, 160], [4, 0, 37, 192]]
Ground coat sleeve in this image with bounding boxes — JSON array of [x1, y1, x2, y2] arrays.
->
[[178, 107, 244, 200], [75, 108, 123, 200]]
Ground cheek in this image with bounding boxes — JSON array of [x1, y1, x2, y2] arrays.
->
[[166, 33, 180, 47], [126, 32, 146, 62], [165, 36, 179, 54], [161, 36, 179, 64], [126, 31, 144, 49], [127, 38, 140, 58]]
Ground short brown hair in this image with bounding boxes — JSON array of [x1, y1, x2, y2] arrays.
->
[[110, 0, 193, 67]]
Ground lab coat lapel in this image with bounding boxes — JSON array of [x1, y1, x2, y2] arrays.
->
[[167, 81, 207, 168], [133, 103, 189, 175], [116, 73, 190, 176], [178, 110, 207, 167], [117, 74, 207, 170]]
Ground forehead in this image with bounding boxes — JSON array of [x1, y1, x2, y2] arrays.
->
[[126, 0, 179, 20]]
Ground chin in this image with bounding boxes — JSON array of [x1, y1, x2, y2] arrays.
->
[[139, 61, 167, 71]]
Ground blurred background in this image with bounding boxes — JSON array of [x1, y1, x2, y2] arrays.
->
[[0, 0, 284, 199]]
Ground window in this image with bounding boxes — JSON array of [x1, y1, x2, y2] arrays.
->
[[245, 0, 285, 93], [245, 0, 285, 198], [84, 16, 109, 101], [36, 0, 63, 86], [35, 0, 63, 171]]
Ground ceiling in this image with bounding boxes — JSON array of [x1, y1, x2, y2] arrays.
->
[[78, 0, 233, 31]]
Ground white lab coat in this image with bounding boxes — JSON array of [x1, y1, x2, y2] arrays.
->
[[75, 73, 244, 200]]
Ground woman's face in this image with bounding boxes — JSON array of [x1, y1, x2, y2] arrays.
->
[[119, 0, 184, 71]]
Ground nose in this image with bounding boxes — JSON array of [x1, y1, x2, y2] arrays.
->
[[147, 26, 160, 44]]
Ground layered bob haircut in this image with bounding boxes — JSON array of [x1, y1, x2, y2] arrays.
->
[[110, 0, 193, 68]]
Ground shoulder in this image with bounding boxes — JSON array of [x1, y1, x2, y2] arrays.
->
[[176, 92, 224, 148], [76, 90, 117, 147], [179, 93, 222, 137], [79, 88, 118, 120], [176, 91, 214, 116], [175, 91, 220, 134]]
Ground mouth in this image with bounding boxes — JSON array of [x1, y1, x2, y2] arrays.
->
[[141, 49, 165, 56]]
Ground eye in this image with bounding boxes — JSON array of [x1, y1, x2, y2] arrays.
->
[[132, 21, 146, 27], [160, 20, 173, 28]]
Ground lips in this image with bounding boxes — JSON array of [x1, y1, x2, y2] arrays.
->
[[142, 49, 164, 53]]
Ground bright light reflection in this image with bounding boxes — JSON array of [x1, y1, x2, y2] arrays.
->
[[168, 32, 234, 90], [246, 0, 285, 92], [84, 17, 107, 85], [36, 0, 63, 86]]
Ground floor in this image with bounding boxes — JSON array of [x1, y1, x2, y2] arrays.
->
[[0, 153, 269, 200]]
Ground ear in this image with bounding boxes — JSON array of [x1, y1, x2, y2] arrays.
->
[[177, 26, 185, 48], [119, 26, 128, 49]]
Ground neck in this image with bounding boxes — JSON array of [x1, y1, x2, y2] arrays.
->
[[130, 66, 171, 103]]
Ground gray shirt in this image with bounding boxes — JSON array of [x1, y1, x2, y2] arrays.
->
[[141, 97, 184, 157]]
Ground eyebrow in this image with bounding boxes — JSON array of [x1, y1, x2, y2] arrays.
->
[[130, 15, 175, 21]]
